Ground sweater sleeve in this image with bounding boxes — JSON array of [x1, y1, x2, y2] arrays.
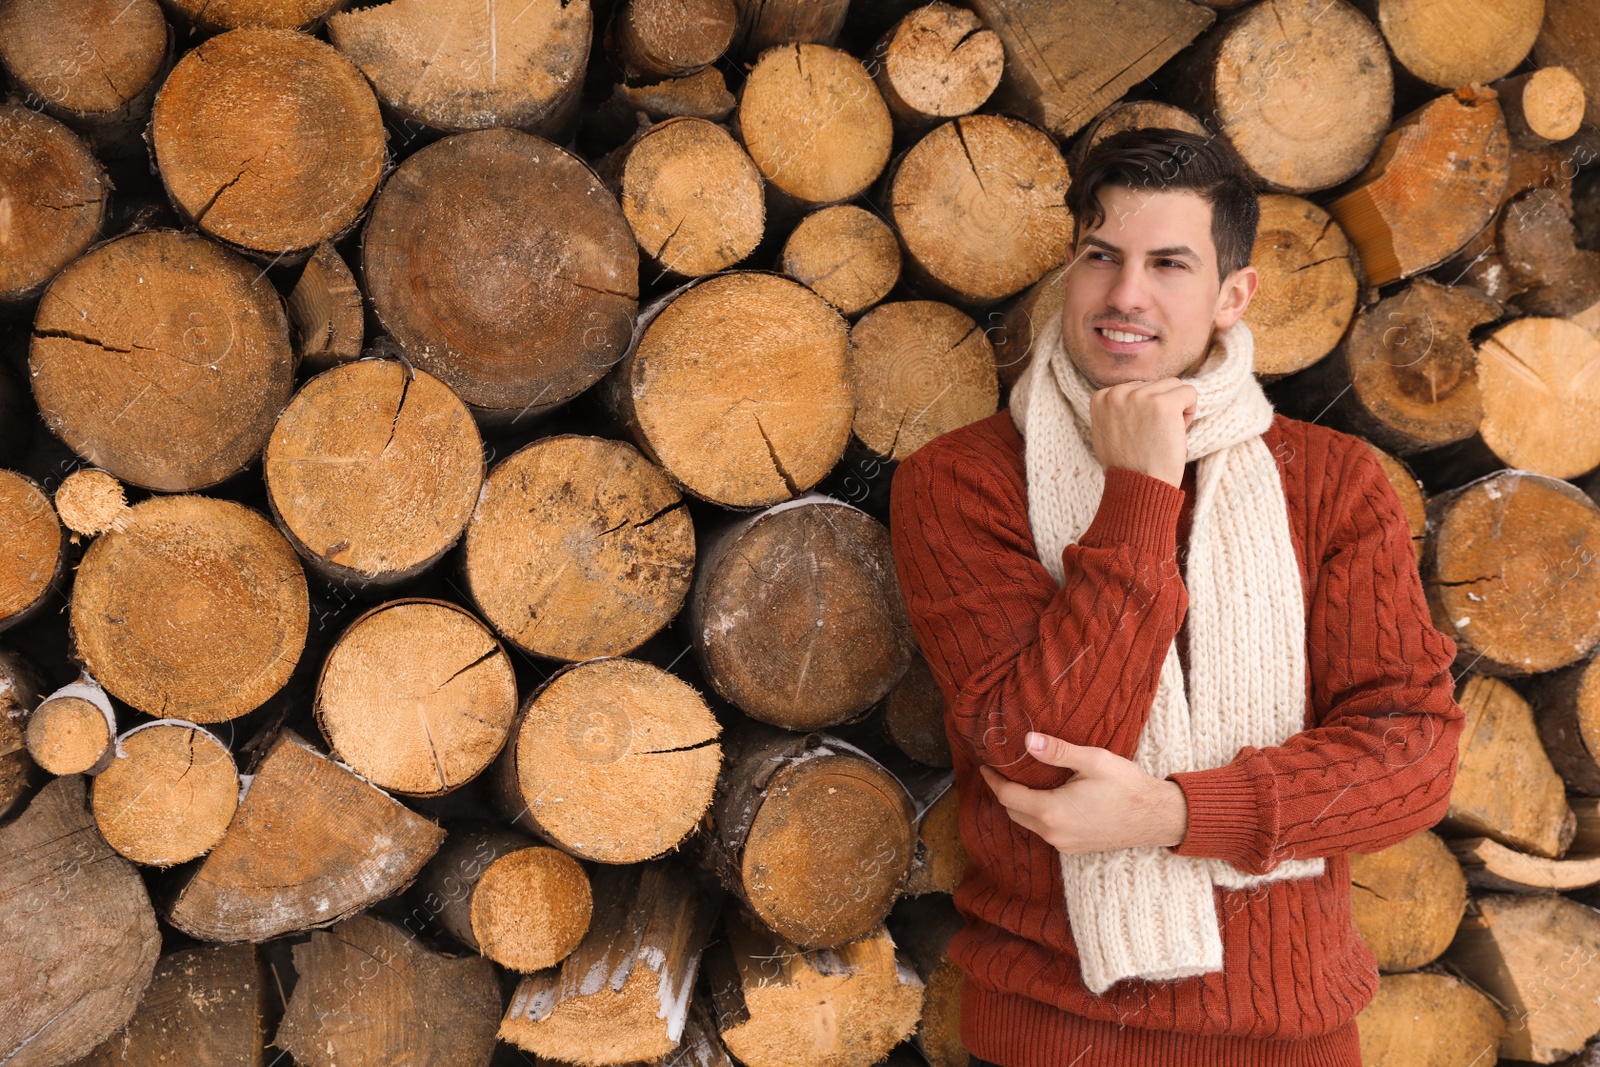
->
[[1164, 440, 1464, 873], [888, 440, 1190, 791]]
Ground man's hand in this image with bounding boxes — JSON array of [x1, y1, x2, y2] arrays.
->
[[1089, 379, 1198, 487], [979, 731, 1189, 853]]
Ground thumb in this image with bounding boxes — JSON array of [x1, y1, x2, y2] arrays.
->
[[1025, 731, 1088, 770]]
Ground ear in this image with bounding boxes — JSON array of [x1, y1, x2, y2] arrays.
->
[[1214, 264, 1258, 329]]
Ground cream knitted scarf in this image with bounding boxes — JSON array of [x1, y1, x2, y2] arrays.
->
[[1007, 309, 1323, 996]]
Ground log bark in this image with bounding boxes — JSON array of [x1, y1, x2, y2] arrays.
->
[[76, 943, 268, 1067], [707, 910, 923, 1067], [274, 913, 501, 1067], [969, 0, 1213, 140], [25, 676, 115, 777], [313, 598, 517, 796], [149, 27, 384, 262], [0, 470, 64, 634], [1166, 0, 1390, 193], [1277, 277, 1496, 456], [882, 651, 952, 768], [463, 434, 694, 661], [602, 272, 853, 509], [1365, 0, 1541, 89], [1441, 674, 1575, 858], [361, 128, 638, 424], [869, 3, 1002, 136], [1346, 830, 1466, 972], [734, 43, 892, 213], [1443, 893, 1600, 1063], [29, 229, 296, 492], [888, 894, 966, 1067], [167, 729, 444, 941], [91, 720, 238, 866], [686, 494, 915, 730], [888, 114, 1072, 306], [1499, 188, 1600, 318], [0, 645, 46, 820], [492, 657, 721, 864], [728, 0, 850, 59], [1449, 834, 1600, 894], [0, 775, 160, 1067], [0, 0, 170, 160], [1532, 653, 1600, 796], [286, 242, 364, 375], [1244, 195, 1360, 378], [327, 0, 592, 141], [701, 722, 915, 949], [1354, 970, 1507, 1067], [1424, 470, 1600, 676], [499, 861, 719, 1065], [607, 116, 765, 278], [603, 67, 736, 125], [849, 300, 997, 462], [264, 361, 485, 587], [70, 494, 308, 723], [610, 0, 735, 80], [412, 823, 593, 972], [0, 106, 109, 307], [1326, 85, 1510, 285], [780, 204, 902, 317]]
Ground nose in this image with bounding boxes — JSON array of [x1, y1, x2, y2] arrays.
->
[[1105, 258, 1153, 314]]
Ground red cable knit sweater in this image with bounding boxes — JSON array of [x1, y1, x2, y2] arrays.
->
[[887, 407, 1464, 1067]]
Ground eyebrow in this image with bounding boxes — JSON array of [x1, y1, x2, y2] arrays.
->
[[1079, 235, 1203, 262]]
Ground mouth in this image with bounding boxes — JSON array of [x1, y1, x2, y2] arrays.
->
[[1093, 326, 1158, 353]]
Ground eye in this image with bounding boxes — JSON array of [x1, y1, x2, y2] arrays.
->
[[1157, 259, 1186, 269], [1086, 251, 1114, 262]]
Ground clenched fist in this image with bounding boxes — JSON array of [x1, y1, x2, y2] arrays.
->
[[1088, 378, 1198, 487]]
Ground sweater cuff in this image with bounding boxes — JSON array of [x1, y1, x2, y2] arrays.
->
[[1164, 759, 1273, 872], [1077, 466, 1185, 557]]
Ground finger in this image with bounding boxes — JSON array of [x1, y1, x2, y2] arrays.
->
[[1025, 731, 1092, 772], [979, 765, 1047, 818]]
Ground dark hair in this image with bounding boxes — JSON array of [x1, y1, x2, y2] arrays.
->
[[1067, 127, 1261, 282]]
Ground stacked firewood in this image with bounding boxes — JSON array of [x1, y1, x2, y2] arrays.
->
[[2, 0, 1600, 1064]]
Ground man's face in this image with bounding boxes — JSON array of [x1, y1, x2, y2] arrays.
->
[[1058, 185, 1258, 390]]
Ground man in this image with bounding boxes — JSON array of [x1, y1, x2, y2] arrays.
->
[[887, 127, 1463, 1066]]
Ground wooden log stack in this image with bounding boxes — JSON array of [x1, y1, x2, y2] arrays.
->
[[2, 0, 1600, 1065]]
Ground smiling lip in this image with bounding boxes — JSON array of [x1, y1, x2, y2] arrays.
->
[[1094, 325, 1158, 352]]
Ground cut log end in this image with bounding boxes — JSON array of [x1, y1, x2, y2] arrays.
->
[[266, 361, 483, 586], [465, 435, 694, 661], [30, 230, 295, 493], [150, 27, 384, 258], [315, 598, 517, 796], [849, 300, 998, 461], [71, 494, 309, 722], [0, 470, 63, 632], [781, 204, 901, 316], [54, 468, 132, 539], [496, 657, 720, 864], [26, 695, 114, 777], [92, 722, 240, 866]]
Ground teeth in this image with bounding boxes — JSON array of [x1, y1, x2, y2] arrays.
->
[[1100, 328, 1151, 343]]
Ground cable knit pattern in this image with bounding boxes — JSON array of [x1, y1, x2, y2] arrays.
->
[[1006, 312, 1322, 993], [888, 387, 1465, 1063]]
